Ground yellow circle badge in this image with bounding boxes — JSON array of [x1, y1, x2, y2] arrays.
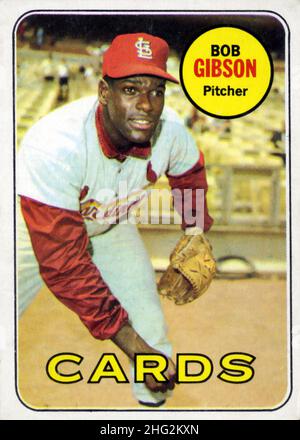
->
[[180, 26, 273, 118]]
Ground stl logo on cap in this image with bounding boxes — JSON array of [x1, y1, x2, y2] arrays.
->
[[135, 37, 153, 59]]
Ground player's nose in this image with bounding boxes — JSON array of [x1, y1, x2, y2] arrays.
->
[[136, 93, 153, 113]]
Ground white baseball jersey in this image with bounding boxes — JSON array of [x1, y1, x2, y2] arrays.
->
[[17, 95, 200, 235], [17, 95, 206, 406]]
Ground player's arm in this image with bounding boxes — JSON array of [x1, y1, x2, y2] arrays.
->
[[20, 195, 176, 393], [157, 123, 216, 306], [112, 323, 176, 392], [162, 118, 213, 231], [167, 151, 213, 231], [20, 195, 129, 339]]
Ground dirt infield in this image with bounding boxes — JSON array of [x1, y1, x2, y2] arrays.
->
[[17, 276, 288, 411]]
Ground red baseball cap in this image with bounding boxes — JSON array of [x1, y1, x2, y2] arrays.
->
[[102, 33, 179, 84]]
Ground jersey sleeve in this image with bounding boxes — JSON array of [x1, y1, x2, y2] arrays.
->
[[166, 122, 199, 176], [17, 138, 82, 211], [20, 196, 129, 340], [166, 124, 213, 232]]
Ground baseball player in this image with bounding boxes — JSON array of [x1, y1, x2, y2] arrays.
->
[[17, 33, 215, 407]]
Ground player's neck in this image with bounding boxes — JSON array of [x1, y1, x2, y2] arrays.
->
[[95, 105, 151, 161], [101, 107, 132, 152]]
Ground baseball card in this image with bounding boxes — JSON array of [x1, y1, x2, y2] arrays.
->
[[0, 0, 300, 424]]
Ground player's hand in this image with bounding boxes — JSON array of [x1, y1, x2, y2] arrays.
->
[[112, 324, 177, 392], [144, 356, 177, 393]]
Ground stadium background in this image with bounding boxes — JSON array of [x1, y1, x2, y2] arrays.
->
[[16, 13, 289, 411]]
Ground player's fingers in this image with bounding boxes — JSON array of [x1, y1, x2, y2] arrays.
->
[[166, 380, 175, 391], [145, 376, 171, 393], [145, 375, 165, 393], [166, 372, 177, 390], [144, 357, 177, 393]]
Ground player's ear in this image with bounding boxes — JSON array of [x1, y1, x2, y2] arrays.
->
[[98, 79, 110, 105]]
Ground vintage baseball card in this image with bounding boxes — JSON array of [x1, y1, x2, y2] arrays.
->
[[0, 0, 300, 424]]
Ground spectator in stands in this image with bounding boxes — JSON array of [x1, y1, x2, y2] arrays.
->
[[57, 59, 70, 101], [185, 108, 210, 133], [41, 53, 55, 82], [17, 20, 27, 43], [270, 122, 285, 166], [35, 26, 45, 49]]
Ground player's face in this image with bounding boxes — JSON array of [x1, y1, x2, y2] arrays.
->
[[99, 76, 166, 148]]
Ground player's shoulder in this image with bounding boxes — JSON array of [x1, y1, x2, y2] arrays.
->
[[160, 106, 185, 127], [157, 105, 190, 143], [21, 95, 98, 156]]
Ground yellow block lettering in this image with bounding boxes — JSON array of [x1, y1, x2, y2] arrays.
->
[[218, 352, 256, 383], [177, 354, 213, 383], [88, 354, 129, 383], [135, 354, 168, 382], [46, 352, 83, 384]]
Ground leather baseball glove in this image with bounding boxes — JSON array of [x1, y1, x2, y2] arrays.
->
[[158, 230, 216, 305]]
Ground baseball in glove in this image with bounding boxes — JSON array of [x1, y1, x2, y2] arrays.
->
[[157, 228, 216, 305]]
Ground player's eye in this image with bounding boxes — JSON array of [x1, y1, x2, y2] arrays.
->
[[151, 88, 165, 98], [123, 86, 137, 95]]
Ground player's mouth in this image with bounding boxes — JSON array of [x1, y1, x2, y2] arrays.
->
[[128, 118, 155, 131]]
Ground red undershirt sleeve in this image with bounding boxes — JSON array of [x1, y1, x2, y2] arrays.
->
[[20, 195, 129, 340], [167, 152, 214, 232]]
